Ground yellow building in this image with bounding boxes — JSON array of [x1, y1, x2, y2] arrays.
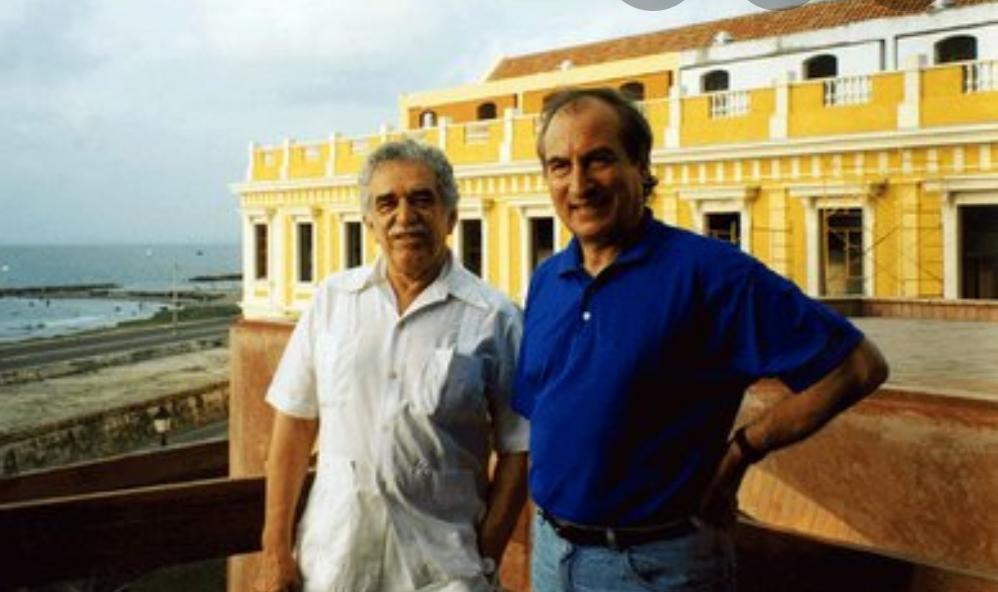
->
[[231, 0, 998, 320]]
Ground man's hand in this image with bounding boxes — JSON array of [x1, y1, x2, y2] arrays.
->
[[698, 437, 750, 528], [254, 547, 302, 592], [478, 452, 528, 569]]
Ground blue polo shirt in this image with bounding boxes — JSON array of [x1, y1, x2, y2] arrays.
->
[[512, 212, 863, 526]]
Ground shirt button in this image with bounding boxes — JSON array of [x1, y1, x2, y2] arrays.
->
[[388, 370, 398, 380], [582, 311, 591, 322]]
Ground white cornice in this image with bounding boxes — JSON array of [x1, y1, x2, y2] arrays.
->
[[677, 185, 759, 202], [923, 173, 998, 194], [786, 180, 886, 199], [231, 123, 998, 196], [650, 123, 998, 164]]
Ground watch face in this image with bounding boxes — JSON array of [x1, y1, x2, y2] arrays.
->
[[482, 557, 497, 575]]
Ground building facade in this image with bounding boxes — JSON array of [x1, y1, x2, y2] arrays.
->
[[231, 0, 998, 320]]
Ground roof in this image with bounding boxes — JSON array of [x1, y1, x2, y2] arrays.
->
[[486, 0, 994, 80]]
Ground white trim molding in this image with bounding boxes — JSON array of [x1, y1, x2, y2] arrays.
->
[[788, 181, 885, 297], [508, 195, 560, 302], [925, 173, 998, 299], [676, 185, 759, 253], [454, 196, 494, 282]]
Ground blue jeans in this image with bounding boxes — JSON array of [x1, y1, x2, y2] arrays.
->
[[531, 510, 735, 592]]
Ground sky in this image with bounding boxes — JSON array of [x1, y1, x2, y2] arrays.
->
[[0, 0, 798, 245]]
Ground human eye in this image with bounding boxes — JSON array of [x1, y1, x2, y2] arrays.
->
[[375, 195, 397, 213], [409, 190, 437, 208], [545, 158, 570, 177]]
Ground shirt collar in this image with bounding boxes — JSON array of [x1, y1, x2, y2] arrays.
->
[[340, 251, 488, 310], [557, 208, 658, 278]]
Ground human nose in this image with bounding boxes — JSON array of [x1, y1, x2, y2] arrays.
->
[[566, 163, 591, 199], [396, 197, 416, 223]]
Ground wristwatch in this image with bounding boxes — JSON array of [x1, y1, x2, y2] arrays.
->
[[732, 425, 768, 464]]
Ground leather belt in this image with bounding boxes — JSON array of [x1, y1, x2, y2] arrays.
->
[[540, 508, 698, 549]]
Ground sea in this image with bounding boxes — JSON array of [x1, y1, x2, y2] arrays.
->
[[0, 244, 239, 343]]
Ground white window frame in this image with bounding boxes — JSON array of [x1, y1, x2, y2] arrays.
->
[[289, 208, 318, 287], [510, 196, 562, 303], [677, 185, 758, 253], [454, 196, 491, 282], [341, 215, 366, 270], [789, 183, 882, 298], [927, 174, 998, 299]]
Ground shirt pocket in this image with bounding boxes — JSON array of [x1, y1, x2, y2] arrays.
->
[[412, 346, 487, 419], [315, 331, 359, 408]]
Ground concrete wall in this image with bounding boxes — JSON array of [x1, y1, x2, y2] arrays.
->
[[738, 382, 998, 576], [0, 381, 228, 476]]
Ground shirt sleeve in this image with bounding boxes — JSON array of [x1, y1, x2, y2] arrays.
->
[[265, 294, 322, 419], [702, 248, 864, 394], [488, 304, 530, 453]]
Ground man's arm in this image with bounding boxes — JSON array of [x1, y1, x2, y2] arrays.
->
[[700, 337, 888, 525], [477, 451, 529, 569], [254, 412, 319, 592]]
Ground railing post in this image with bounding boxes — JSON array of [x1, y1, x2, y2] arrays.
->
[[438, 117, 450, 152], [326, 132, 339, 177], [245, 142, 257, 182], [898, 54, 925, 130], [770, 72, 792, 140], [280, 138, 293, 181], [665, 85, 683, 149], [379, 122, 391, 144], [500, 107, 516, 163]]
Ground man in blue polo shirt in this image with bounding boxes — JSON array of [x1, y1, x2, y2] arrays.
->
[[512, 87, 889, 591]]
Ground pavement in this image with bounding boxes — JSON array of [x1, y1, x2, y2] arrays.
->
[[853, 318, 998, 401]]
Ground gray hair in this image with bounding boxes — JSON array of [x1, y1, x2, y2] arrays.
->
[[358, 139, 459, 213]]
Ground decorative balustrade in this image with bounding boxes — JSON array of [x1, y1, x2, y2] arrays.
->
[[963, 59, 997, 93], [709, 90, 751, 118], [823, 75, 872, 106], [465, 121, 492, 143]]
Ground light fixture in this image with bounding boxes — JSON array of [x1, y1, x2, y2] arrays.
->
[[153, 406, 172, 447]]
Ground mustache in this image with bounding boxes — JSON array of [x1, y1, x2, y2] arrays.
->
[[388, 225, 429, 239]]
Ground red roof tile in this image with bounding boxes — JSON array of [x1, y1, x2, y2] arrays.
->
[[487, 0, 995, 80]]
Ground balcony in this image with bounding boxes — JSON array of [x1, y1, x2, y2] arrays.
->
[[244, 60, 998, 181]]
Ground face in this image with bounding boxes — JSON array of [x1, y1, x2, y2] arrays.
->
[[540, 98, 648, 250], [364, 159, 456, 278]]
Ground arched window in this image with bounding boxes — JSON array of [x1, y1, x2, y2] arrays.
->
[[935, 35, 977, 64], [420, 110, 438, 128], [620, 82, 645, 102], [701, 70, 729, 93], [804, 54, 838, 80], [476, 102, 497, 120]]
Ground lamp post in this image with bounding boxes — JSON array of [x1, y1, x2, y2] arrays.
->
[[171, 258, 179, 335], [153, 405, 172, 447]]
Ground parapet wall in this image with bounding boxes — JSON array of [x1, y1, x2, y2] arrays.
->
[[738, 382, 998, 577], [0, 382, 229, 476]]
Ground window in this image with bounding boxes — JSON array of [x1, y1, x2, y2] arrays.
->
[[620, 82, 645, 102], [420, 110, 438, 128], [960, 205, 998, 299], [460, 219, 483, 277], [820, 209, 863, 296], [804, 54, 838, 80], [476, 102, 497, 120], [541, 93, 555, 111], [296, 222, 314, 283], [345, 221, 363, 269], [253, 223, 268, 280], [705, 213, 740, 246], [702, 70, 729, 93], [530, 218, 555, 273], [935, 35, 977, 64]]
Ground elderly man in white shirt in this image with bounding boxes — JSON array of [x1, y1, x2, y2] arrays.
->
[[255, 139, 529, 592]]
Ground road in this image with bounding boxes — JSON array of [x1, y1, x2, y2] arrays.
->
[[0, 317, 236, 371]]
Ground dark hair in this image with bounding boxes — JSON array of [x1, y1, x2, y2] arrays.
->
[[358, 138, 459, 213], [536, 87, 659, 198]]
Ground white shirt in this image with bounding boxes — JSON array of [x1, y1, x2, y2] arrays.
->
[[267, 255, 528, 592]]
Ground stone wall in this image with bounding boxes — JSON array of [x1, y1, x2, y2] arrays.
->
[[0, 381, 228, 476]]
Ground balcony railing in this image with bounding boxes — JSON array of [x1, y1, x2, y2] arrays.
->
[[823, 75, 872, 106], [245, 60, 997, 180], [964, 60, 997, 93], [709, 90, 751, 118]]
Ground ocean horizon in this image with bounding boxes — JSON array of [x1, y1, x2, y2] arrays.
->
[[0, 243, 240, 342]]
